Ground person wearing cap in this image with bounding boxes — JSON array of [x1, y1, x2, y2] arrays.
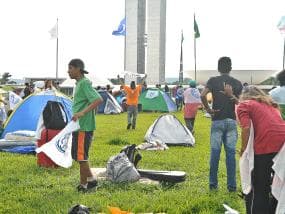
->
[[68, 58, 103, 192], [183, 80, 201, 134]]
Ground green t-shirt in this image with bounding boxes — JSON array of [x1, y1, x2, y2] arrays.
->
[[72, 77, 101, 131]]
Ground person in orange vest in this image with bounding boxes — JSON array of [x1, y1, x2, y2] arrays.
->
[[119, 74, 147, 130]]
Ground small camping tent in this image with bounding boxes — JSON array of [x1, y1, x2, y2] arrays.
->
[[97, 90, 122, 114], [139, 88, 177, 112], [1, 91, 72, 138], [144, 114, 195, 146]]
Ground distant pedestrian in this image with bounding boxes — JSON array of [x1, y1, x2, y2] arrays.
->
[[201, 56, 243, 192], [183, 80, 201, 134], [23, 83, 32, 99], [176, 85, 184, 110], [68, 58, 103, 192], [120, 75, 147, 130], [269, 69, 285, 119], [44, 79, 56, 91], [164, 84, 170, 97]]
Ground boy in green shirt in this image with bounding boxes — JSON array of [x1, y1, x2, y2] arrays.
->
[[68, 59, 103, 192]]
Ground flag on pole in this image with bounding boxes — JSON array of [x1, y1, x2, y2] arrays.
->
[[277, 16, 285, 34], [49, 22, 58, 39], [112, 18, 126, 36], [194, 16, 200, 38]]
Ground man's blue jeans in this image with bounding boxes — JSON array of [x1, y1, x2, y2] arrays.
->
[[209, 119, 238, 191]]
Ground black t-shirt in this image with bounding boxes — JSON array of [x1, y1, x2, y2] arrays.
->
[[206, 74, 242, 121]]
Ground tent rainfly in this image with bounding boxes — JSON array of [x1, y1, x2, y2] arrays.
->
[[144, 114, 195, 146]]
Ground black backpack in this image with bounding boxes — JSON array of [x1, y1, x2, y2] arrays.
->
[[43, 101, 68, 130]]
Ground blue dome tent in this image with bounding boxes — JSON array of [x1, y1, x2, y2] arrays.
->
[[1, 91, 72, 139]]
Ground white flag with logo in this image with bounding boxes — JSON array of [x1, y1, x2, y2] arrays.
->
[[9, 91, 23, 110], [36, 121, 80, 168], [49, 22, 58, 39]]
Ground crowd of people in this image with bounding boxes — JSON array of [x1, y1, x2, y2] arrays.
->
[[0, 56, 284, 213]]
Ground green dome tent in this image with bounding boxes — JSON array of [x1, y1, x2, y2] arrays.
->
[[139, 88, 177, 112]]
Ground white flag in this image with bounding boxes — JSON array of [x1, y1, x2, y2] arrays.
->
[[9, 91, 23, 110], [49, 23, 58, 39], [36, 121, 80, 168], [277, 16, 285, 34]]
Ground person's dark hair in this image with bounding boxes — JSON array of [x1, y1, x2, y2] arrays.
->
[[25, 83, 29, 86], [130, 81, 136, 89], [277, 69, 285, 86], [218, 56, 232, 73], [68, 59, 89, 74]]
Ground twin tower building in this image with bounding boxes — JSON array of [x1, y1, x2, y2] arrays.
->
[[125, 0, 166, 85]]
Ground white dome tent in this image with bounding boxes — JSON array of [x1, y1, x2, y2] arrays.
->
[[60, 74, 113, 96], [144, 114, 195, 146]]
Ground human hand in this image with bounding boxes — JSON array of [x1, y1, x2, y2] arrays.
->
[[205, 108, 220, 116], [72, 112, 84, 121], [220, 83, 233, 97]]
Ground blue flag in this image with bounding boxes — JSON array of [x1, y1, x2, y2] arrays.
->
[[112, 18, 126, 36]]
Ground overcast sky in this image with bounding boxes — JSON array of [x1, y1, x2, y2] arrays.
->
[[0, 0, 284, 80]]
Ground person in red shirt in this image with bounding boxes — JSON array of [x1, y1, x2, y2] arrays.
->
[[237, 86, 285, 214], [121, 75, 147, 130]]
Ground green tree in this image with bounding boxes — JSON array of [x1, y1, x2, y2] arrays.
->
[[0, 72, 12, 84]]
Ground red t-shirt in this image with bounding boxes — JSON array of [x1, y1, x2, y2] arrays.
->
[[237, 100, 285, 154]]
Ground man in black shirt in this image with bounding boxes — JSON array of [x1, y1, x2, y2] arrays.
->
[[201, 56, 242, 192]]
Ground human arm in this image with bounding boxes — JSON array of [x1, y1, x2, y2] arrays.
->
[[0, 99, 7, 105], [117, 75, 125, 86], [240, 126, 250, 156], [236, 101, 251, 156], [201, 87, 219, 115], [221, 84, 239, 104], [72, 98, 103, 121]]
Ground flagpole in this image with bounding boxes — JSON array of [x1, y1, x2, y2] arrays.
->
[[283, 37, 285, 70], [56, 18, 59, 80], [179, 30, 183, 84], [194, 14, 197, 81]]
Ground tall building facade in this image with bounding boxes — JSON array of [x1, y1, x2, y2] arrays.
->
[[146, 0, 166, 85], [125, 0, 166, 85], [125, 0, 146, 84]]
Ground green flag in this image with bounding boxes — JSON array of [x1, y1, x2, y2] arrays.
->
[[194, 16, 200, 38]]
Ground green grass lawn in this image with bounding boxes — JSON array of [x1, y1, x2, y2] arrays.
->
[[0, 111, 245, 213]]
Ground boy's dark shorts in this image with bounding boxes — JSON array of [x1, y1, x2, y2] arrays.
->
[[71, 131, 93, 161]]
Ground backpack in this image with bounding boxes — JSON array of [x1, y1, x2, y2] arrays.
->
[[43, 101, 68, 130], [106, 144, 141, 183]]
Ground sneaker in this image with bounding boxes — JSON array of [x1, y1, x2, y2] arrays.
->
[[209, 185, 218, 191], [132, 125, 135, 129], [77, 184, 87, 192], [127, 124, 131, 130], [86, 180, 98, 191]]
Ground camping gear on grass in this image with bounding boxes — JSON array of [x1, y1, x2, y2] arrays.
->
[[68, 204, 90, 214], [42, 101, 68, 130], [107, 144, 187, 183], [144, 114, 195, 146], [37, 129, 61, 168], [97, 90, 122, 114], [137, 169, 186, 183], [106, 151, 140, 182], [139, 88, 177, 112], [2, 91, 72, 138], [36, 121, 79, 168]]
